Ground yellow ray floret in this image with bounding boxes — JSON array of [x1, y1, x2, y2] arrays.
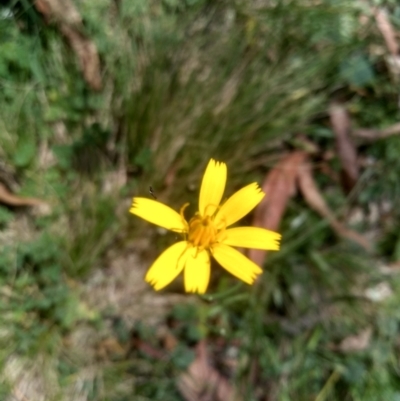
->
[[214, 183, 265, 228], [199, 159, 227, 217], [145, 241, 189, 290], [184, 248, 210, 294], [130, 197, 186, 232], [222, 227, 281, 250], [211, 243, 263, 285]]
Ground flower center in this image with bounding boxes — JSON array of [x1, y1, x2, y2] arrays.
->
[[188, 214, 218, 249], [180, 203, 226, 250]]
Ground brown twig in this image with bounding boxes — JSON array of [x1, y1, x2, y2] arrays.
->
[[352, 122, 400, 142]]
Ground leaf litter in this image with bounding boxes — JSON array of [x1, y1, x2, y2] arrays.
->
[[250, 133, 372, 266], [329, 103, 359, 193], [297, 160, 371, 251], [249, 151, 308, 266], [177, 340, 240, 401], [34, 0, 102, 91]]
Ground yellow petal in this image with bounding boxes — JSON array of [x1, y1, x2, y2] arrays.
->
[[145, 241, 189, 290], [211, 243, 262, 285], [222, 227, 281, 250], [214, 183, 264, 227], [184, 248, 210, 294], [199, 159, 227, 217], [130, 197, 186, 232]]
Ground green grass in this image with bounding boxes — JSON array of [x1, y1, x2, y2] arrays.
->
[[1, 0, 400, 399]]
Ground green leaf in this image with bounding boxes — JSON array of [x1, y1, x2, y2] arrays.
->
[[13, 135, 36, 167], [44, 105, 67, 122], [134, 147, 152, 171], [52, 145, 73, 169], [393, 236, 400, 262], [171, 345, 195, 369], [0, 206, 13, 225], [340, 54, 375, 87]]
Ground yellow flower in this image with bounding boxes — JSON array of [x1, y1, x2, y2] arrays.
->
[[130, 159, 281, 294]]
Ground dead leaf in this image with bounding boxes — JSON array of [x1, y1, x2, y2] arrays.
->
[[96, 337, 126, 360], [337, 328, 372, 353], [297, 162, 371, 251], [329, 104, 359, 193], [373, 7, 400, 78], [163, 331, 179, 351], [374, 7, 399, 56], [157, 326, 179, 351], [177, 340, 240, 401], [129, 334, 164, 360], [0, 183, 45, 207], [249, 151, 308, 266], [34, 0, 102, 90]]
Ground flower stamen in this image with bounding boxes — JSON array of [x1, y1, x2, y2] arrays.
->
[[187, 205, 227, 251]]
